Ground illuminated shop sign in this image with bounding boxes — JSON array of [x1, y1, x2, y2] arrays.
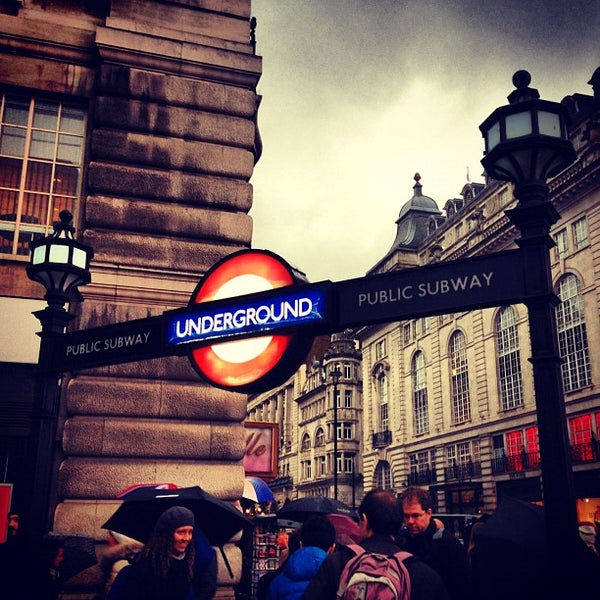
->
[[165, 286, 328, 347]]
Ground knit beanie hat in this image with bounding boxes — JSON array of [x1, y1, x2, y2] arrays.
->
[[155, 506, 195, 535]]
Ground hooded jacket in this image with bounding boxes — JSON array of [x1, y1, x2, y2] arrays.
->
[[268, 546, 328, 600]]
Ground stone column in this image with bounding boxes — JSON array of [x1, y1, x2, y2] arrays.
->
[[46, 1, 261, 595]]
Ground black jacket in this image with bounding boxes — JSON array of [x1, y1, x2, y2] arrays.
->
[[300, 533, 450, 600], [403, 521, 472, 600]]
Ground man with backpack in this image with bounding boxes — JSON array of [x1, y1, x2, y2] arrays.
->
[[300, 489, 450, 600]]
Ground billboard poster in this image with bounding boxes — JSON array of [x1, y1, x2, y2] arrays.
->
[[244, 422, 278, 480]]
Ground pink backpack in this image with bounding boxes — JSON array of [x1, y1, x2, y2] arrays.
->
[[336, 543, 412, 600]]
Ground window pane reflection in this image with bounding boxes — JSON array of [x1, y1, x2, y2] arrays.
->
[[30, 130, 55, 160], [0, 126, 26, 157], [33, 101, 58, 130]]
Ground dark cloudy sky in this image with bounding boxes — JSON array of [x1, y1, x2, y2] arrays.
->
[[249, 1, 599, 282]]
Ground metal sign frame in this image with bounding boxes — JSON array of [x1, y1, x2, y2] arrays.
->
[[49, 247, 538, 387]]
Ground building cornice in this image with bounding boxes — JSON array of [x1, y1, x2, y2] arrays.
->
[[95, 26, 262, 88]]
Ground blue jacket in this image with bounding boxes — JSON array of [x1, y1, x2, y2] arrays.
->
[[268, 546, 328, 600]]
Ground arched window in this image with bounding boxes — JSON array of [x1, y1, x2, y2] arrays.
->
[[300, 432, 310, 451], [556, 274, 591, 391], [374, 460, 393, 490], [412, 351, 429, 434], [496, 306, 524, 410], [315, 427, 325, 447], [449, 330, 471, 424]]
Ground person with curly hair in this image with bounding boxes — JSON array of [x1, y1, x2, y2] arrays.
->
[[109, 505, 217, 600]]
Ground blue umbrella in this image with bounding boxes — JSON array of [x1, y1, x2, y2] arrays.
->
[[243, 476, 275, 504]]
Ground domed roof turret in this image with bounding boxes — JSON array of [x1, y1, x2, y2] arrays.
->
[[397, 173, 440, 219], [384, 174, 441, 254]]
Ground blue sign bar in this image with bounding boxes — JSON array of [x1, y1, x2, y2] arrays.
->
[[165, 284, 329, 347]]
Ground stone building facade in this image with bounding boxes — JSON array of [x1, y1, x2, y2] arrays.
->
[[248, 67, 600, 524], [0, 0, 262, 595], [358, 69, 600, 518], [247, 332, 364, 510]]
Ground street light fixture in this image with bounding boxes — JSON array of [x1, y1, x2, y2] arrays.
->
[[480, 70, 576, 201], [330, 365, 342, 501], [479, 71, 578, 581], [25, 209, 93, 543]]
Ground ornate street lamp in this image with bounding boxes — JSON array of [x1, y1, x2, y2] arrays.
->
[[25, 210, 93, 542], [330, 365, 342, 501], [27, 209, 93, 308], [479, 71, 578, 583], [480, 70, 576, 193]]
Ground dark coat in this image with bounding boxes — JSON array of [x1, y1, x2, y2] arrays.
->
[[403, 521, 472, 600], [300, 534, 450, 600], [109, 551, 217, 600]]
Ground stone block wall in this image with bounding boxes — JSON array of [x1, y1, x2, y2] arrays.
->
[[0, 1, 262, 596]]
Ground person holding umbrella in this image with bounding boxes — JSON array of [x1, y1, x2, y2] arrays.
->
[[109, 506, 217, 600]]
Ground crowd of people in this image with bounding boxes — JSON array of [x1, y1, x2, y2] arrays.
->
[[261, 486, 600, 600], [2, 486, 600, 599]]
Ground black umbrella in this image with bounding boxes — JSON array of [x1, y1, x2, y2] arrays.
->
[[45, 532, 97, 581], [475, 495, 546, 555], [473, 497, 547, 600], [277, 495, 353, 522], [102, 485, 252, 547]]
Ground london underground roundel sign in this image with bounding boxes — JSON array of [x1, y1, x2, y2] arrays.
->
[[187, 249, 315, 394]]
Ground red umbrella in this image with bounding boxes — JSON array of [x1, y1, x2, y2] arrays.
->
[[116, 483, 179, 498], [326, 513, 362, 543]]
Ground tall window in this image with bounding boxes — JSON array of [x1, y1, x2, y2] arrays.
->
[[332, 386, 340, 409], [344, 389, 353, 408], [572, 216, 589, 250], [505, 430, 525, 471], [449, 331, 471, 424], [374, 460, 392, 490], [301, 460, 312, 479], [496, 306, 524, 410], [317, 455, 326, 476], [378, 371, 389, 431], [554, 228, 568, 259], [0, 94, 86, 256], [570, 414, 593, 461], [525, 427, 540, 468], [375, 338, 387, 360], [447, 440, 479, 465], [301, 432, 310, 451], [338, 423, 352, 440], [340, 452, 355, 473], [409, 450, 435, 483], [556, 274, 591, 391], [412, 351, 429, 435], [343, 362, 352, 379], [315, 428, 325, 447]]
